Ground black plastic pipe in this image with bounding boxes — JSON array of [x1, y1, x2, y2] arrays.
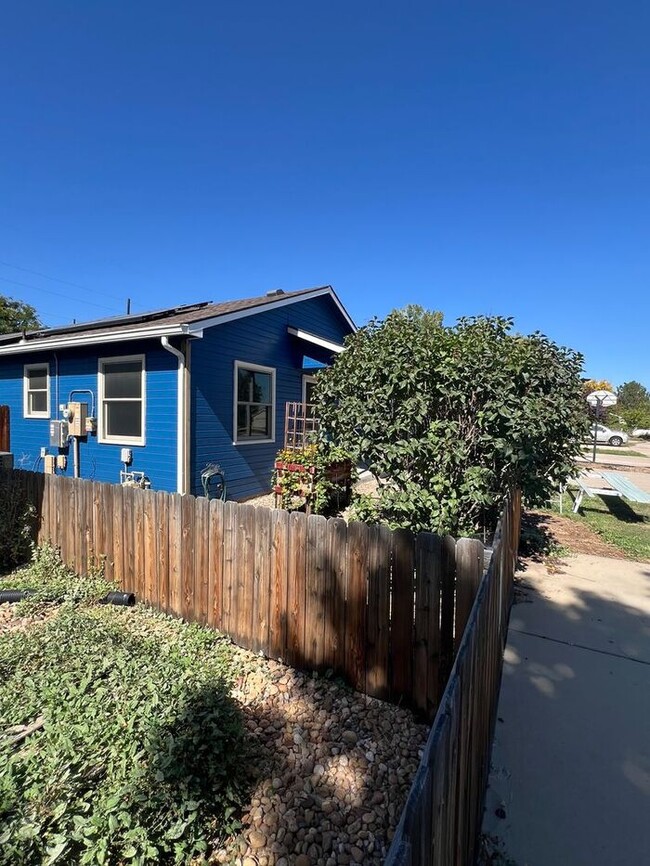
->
[[99, 591, 136, 607], [0, 589, 36, 604]]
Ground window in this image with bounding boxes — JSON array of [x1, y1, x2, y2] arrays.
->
[[24, 364, 50, 418], [302, 374, 318, 419], [234, 361, 275, 443], [302, 374, 317, 407], [98, 355, 145, 445]]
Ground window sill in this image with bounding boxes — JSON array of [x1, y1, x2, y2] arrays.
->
[[24, 413, 50, 420], [233, 438, 275, 446], [98, 436, 146, 447]]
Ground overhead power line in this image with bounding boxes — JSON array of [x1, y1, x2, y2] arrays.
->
[[0, 275, 120, 313], [0, 258, 137, 305]]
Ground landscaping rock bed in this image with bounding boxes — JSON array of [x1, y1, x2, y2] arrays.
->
[[220, 653, 429, 866], [0, 569, 428, 866]]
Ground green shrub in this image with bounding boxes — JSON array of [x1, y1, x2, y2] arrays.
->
[[316, 308, 585, 535], [0, 474, 35, 572]]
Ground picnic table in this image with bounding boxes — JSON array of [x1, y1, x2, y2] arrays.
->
[[571, 470, 650, 513]]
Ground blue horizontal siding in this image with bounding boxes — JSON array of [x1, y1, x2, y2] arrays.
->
[[0, 340, 178, 491], [0, 292, 353, 500], [190, 293, 353, 499]]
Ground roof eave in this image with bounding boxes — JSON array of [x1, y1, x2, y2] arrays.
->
[[0, 323, 190, 356]]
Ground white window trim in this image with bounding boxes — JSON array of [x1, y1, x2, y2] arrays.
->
[[302, 374, 318, 405], [233, 360, 276, 446], [98, 354, 146, 446], [23, 363, 51, 419]]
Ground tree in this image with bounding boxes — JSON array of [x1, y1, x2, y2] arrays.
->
[[0, 294, 41, 334], [616, 380, 650, 431], [617, 380, 650, 410], [315, 307, 586, 535], [581, 378, 614, 397]]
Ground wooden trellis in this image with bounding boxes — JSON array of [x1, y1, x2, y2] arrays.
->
[[284, 401, 319, 450]]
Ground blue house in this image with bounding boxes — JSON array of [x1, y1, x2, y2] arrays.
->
[[0, 286, 355, 499]]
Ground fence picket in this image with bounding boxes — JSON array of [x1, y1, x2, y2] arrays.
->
[[286, 510, 307, 668], [252, 505, 272, 653], [194, 496, 210, 625], [181, 494, 195, 621], [133, 488, 145, 598], [439, 534, 456, 688], [156, 491, 169, 612], [234, 504, 255, 645], [366, 523, 391, 701], [344, 521, 369, 692], [326, 517, 348, 676], [454, 539, 484, 650], [208, 499, 224, 629], [391, 528, 415, 702], [413, 532, 441, 716], [168, 493, 182, 615], [142, 491, 156, 606], [305, 514, 328, 669], [221, 501, 237, 637], [269, 508, 289, 658]]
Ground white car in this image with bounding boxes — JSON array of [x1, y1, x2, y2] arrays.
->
[[589, 424, 628, 446], [632, 428, 650, 439]]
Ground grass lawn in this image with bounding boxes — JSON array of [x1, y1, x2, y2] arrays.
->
[[579, 446, 646, 459], [0, 547, 252, 866], [554, 494, 650, 561]]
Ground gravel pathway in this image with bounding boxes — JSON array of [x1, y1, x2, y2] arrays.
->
[[218, 654, 429, 866]]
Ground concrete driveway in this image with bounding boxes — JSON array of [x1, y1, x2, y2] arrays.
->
[[482, 554, 650, 865]]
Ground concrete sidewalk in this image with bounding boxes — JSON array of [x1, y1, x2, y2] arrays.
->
[[482, 554, 650, 865]]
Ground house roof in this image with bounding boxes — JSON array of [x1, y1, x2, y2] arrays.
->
[[0, 286, 355, 355]]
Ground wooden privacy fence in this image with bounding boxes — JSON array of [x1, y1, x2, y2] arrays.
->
[[0, 406, 9, 452], [384, 490, 521, 866], [10, 469, 488, 720]]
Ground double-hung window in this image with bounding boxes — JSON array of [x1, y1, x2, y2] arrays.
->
[[23, 363, 50, 418], [234, 361, 275, 443], [98, 355, 145, 445]]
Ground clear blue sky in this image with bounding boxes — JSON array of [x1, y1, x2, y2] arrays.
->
[[1, 2, 648, 387]]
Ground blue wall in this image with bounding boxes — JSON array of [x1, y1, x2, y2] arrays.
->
[[190, 294, 353, 499], [0, 339, 178, 491]]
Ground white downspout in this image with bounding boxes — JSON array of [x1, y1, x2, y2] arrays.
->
[[161, 337, 186, 494]]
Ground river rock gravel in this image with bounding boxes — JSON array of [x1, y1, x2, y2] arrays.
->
[[216, 652, 429, 866]]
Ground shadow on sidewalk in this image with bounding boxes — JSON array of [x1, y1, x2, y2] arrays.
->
[[481, 560, 650, 866]]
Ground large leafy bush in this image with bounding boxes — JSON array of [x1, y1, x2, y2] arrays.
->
[[316, 307, 585, 535]]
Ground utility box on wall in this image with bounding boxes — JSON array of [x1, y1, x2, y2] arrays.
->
[[67, 402, 88, 437], [49, 420, 69, 448]]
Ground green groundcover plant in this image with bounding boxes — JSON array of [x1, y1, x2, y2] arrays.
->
[[0, 549, 250, 866]]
